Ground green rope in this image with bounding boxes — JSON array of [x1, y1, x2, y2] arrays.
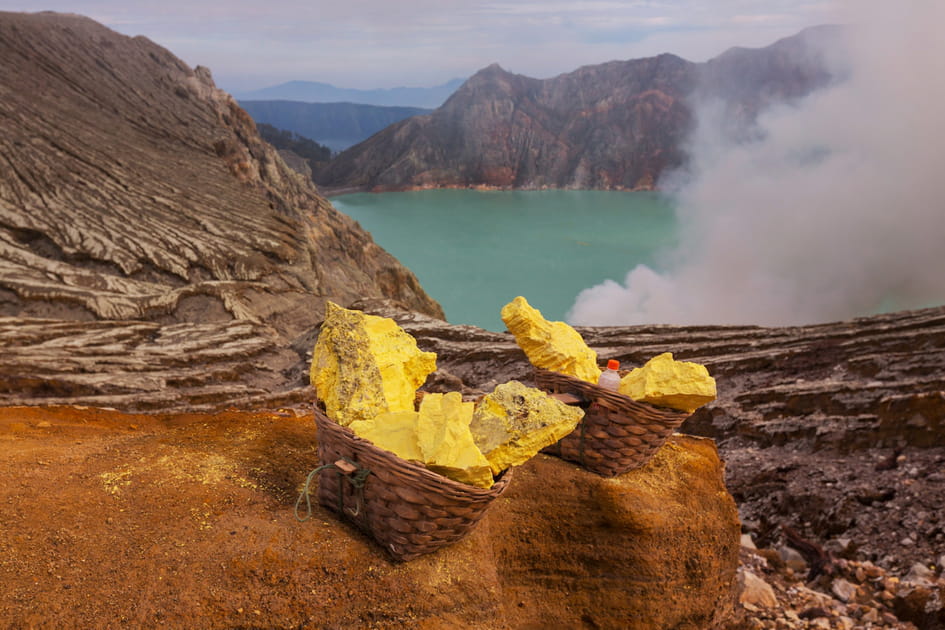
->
[[294, 457, 371, 522], [294, 463, 336, 522], [342, 464, 371, 517]]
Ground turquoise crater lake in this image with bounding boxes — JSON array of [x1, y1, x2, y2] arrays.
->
[[332, 190, 678, 332]]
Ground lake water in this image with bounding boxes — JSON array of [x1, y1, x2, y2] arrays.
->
[[332, 190, 678, 331]]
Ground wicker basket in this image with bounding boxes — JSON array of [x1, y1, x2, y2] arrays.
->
[[534, 368, 690, 477], [302, 405, 511, 562]]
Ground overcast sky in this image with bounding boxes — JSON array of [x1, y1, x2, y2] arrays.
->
[[0, 1, 840, 92]]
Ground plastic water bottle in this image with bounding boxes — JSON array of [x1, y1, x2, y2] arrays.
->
[[598, 359, 621, 391]]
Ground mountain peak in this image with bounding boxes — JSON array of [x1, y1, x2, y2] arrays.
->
[[317, 26, 838, 193], [459, 63, 524, 92], [473, 62, 516, 78]]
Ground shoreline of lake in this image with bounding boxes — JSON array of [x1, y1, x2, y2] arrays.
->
[[322, 183, 658, 199]]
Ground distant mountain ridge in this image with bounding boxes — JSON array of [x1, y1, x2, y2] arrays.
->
[[239, 100, 431, 152], [234, 78, 465, 109], [315, 26, 840, 192]]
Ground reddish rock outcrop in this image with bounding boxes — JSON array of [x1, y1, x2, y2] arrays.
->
[[316, 27, 838, 192], [317, 58, 694, 192]]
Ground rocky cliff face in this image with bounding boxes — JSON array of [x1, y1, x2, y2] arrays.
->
[[317, 58, 693, 192], [0, 11, 443, 337], [316, 26, 838, 192]]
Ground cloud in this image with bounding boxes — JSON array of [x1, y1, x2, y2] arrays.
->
[[0, 0, 834, 90], [568, 0, 945, 326]]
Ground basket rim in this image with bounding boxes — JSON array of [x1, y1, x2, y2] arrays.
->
[[532, 367, 691, 418], [313, 403, 510, 496]]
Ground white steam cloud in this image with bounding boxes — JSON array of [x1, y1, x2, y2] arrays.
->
[[568, 1, 945, 326]]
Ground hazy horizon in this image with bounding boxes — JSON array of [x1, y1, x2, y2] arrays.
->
[[0, 1, 839, 94]]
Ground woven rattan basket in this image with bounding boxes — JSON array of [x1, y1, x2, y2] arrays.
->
[[534, 368, 690, 477], [304, 405, 511, 562]]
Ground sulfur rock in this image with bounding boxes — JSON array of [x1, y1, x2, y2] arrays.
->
[[501, 296, 600, 383], [417, 393, 494, 488], [618, 352, 716, 413], [310, 301, 436, 426], [348, 392, 494, 488], [470, 380, 584, 475], [349, 411, 424, 461]]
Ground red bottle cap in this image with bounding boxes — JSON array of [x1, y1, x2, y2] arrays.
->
[[607, 359, 620, 370]]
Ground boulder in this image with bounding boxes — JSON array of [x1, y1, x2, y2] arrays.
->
[[739, 568, 779, 610], [488, 434, 741, 629]]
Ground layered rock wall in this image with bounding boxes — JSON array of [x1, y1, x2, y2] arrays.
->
[[0, 11, 442, 338]]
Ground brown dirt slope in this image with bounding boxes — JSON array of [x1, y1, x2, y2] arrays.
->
[[0, 406, 738, 630]]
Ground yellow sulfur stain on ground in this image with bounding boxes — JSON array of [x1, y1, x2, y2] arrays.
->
[[100, 469, 133, 496], [349, 393, 494, 489], [619, 352, 717, 413], [310, 302, 437, 426], [501, 296, 601, 383], [470, 381, 584, 475]]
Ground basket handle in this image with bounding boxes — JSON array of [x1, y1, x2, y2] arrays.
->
[[295, 457, 371, 522]]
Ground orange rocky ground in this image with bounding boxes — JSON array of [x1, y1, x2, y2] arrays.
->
[[0, 405, 739, 630]]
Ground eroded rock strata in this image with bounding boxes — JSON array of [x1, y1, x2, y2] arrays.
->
[[346, 299, 945, 455]]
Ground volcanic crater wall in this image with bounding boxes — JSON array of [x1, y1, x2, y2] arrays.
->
[[0, 10, 442, 335]]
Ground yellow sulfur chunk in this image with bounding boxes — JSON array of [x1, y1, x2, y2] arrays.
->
[[501, 296, 601, 383], [618, 352, 717, 413], [349, 411, 424, 462], [348, 393, 494, 489], [417, 393, 494, 488], [310, 301, 436, 426], [470, 380, 584, 475]]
